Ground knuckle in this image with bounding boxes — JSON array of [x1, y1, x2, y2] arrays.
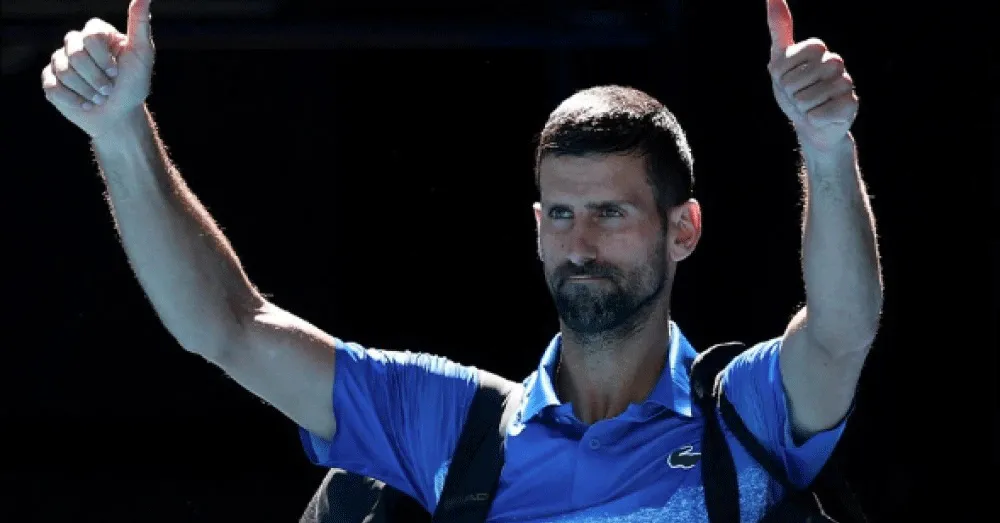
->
[[824, 53, 845, 72], [81, 33, 104, 49], [69, 46, 92, 61], [52, 68, 68, 82], [84, 17, 105, 30], [66, 51, 89, 69], [804, 38, 827, 52], [63, 30, 80, 46], [41, 83, 61, 102], [52, 62, 72, 80]]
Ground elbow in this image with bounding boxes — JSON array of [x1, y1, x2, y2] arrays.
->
[[859, 282, 885, 345], [809, 310, 881, 358], [171, 320, 243, 365]]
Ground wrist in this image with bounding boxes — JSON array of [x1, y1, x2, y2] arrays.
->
[[800, 133, 857, 174], [90, 105, 153, 155]]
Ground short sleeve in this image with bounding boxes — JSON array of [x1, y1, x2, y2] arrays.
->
[[298, 339, 479, 511], [719, 337, 851, 489]]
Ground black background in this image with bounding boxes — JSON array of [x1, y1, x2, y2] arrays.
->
[[2, 1, 994, 521]]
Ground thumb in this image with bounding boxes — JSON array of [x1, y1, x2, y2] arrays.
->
[[126, 0, 153, 51], [766, 0, 794, 54]]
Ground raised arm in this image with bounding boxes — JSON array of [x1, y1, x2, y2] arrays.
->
[[41, 0, 337, 440], [763, 0, 884, 440]]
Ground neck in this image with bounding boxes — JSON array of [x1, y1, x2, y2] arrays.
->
[[556, 303, 671, 425]]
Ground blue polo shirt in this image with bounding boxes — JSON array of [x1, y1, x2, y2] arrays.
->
[[299, 322, 849, 522]]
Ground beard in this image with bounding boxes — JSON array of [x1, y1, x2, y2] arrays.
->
[[543, 240, 668, 338]]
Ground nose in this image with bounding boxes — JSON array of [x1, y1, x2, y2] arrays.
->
[[566, 223, 598, 267]]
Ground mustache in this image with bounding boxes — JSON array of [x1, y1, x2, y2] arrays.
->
[[555, 262, 620, 283]]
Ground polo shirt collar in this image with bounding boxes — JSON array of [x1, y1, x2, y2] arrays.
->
[[520, 321, 699, 422]]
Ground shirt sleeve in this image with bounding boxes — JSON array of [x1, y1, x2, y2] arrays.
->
[[719, 337, 852, 489], [298, 338, 479, 511]]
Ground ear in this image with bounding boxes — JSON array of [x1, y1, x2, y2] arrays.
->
[[667, 199, 702, 262], [533, 202, 544, 260]]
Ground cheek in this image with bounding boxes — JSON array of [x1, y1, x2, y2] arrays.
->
[[611, 238, 663, 274], [537, 233, 561, 258]]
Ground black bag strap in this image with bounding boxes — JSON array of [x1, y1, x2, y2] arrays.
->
[[691, 341, 747, 523], [716, 363, 867, 523], [432, 369, 524, 523], [717, 393, 796, 489], [299, 468, 426, 523], [692, 341, 868, 523]]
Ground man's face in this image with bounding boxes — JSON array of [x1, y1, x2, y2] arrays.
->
[[534, 153, 670, 336]]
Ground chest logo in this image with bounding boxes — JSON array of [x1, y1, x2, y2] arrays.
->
[[667, 444, 701, 469]]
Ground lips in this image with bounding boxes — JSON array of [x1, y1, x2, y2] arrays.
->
[[564, 275, 608, 283]]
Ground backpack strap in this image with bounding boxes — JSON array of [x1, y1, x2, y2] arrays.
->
[[717, 393, 796, 489], [298, 468, 400, 523], [693, 341, 868, 523], [727, 389, 868, 523], [691, 341, 747, 523], [432, 369, 524, 523]]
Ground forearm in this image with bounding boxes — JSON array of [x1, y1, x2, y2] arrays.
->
[[798, 134, 883, 354], [92, 105, 264, 359]]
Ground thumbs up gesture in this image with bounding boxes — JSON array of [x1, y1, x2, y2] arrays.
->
[[41, 0, 156, 140], [766, 0, 858, 152]]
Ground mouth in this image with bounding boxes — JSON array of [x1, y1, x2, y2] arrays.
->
[[566, 275, 606, 282]]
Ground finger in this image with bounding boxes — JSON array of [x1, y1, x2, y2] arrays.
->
[[51, 48, 105, 106], [800, 78, 857, 119], [127, 0, 153, 51], [82, 17, 123, 77], [781, 52, 845, 96], [768, 38, 825, 80], [42, 64, 95, 111], [766, 0, 794, 52], [64, 30, 113, 96], [794, 77, 852, 113], [807, 94, 858, 126]]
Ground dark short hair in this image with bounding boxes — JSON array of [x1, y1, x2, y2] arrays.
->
[[534, 85, 694, 220]]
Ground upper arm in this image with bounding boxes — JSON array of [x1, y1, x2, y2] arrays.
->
[[779, 307, 870, 441], [212, 300, 478, 509], [720, 335, 856, 488], [297, 343, 478, 510], [213, 301, 339, 440]]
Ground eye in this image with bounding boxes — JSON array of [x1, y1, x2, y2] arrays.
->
[[599, 206, 625, 218], [548, 206, 573, 219]]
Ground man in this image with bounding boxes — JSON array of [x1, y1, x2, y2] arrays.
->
[[42, 0, 882, 521]]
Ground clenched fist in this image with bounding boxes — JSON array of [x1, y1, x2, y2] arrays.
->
[[41, 0, 155, 140]]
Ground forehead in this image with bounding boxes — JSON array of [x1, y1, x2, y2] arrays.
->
[[538, 153, 653, 204]]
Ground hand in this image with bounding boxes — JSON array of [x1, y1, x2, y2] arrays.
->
[[765, 0, 858, 152], [41, 0, 155, 140]]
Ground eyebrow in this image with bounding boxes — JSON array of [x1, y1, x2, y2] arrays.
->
[[543, 200, 632, 210]]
